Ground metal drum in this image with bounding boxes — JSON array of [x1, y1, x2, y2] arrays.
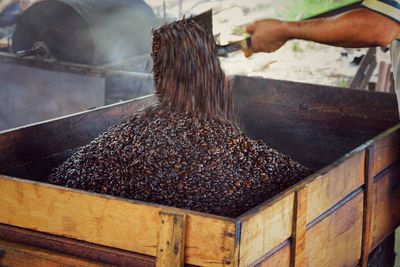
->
[[12, 0, 160, 65]]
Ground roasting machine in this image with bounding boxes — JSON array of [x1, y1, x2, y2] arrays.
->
[[0, 0, 163, 131], [12, 0, 160, 65]]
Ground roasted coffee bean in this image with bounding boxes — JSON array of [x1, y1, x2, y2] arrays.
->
[[48, 19, 312, 218]]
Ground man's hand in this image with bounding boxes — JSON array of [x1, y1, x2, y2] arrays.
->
[[243, 9, 400, 58], [245, 19, 291, 57]]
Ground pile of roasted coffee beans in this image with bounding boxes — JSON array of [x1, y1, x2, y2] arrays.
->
[[49, 19, 312, 217]]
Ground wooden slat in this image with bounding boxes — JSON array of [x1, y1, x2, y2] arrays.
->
[[370, 132, 400, 177], [0, 95, 157, 180], [233, 76, 398, 170], [239, 193, 294, 266], [0, 223, 155, 267], [370, 163, 400, 251], [291, 187, 308, 267], [256, 243, 291, 267], [156, 212, 186, 267], [0, 240, 104, 267], [306, 151, 365, 224], [349, 47, 377, 90], [0, 176, 236, 266], [376, 62, 392, 92], [361, 147, 374, 267], [305, 192, 364, 267]]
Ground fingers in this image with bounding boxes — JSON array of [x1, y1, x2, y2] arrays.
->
[[242, 48, 253, 58], [244, 23, 256, 57]]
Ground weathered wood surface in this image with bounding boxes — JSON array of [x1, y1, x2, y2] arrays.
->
[[239, 193, 294, 266], [0, 95, 157, 181], [349, 48, 377, 90], [305, 191, 364, 267], [0, 223, 156, 267], [361, 147, 374, 267], [242, 130, 400, 267], [370, 131, 400, 177], [370, 163, 400, 251], [233, 76, 398, 170], [0, 240, 105, 267], [306, 151, 365, 224], [0, 176, 237, 266], [156, 212, 186, 267], [291, 187, 308, 267], [256, 242, 291, 267]]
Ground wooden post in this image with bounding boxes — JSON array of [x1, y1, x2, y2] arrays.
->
[[350, 47, 377, 90], [361, 147, 374, 267], [376, 62, 392, 92], [156, 211, 186, 267], [291, 186, 308, 267]]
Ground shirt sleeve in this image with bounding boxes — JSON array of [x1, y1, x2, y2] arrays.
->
[[362, 0, 400, 22]]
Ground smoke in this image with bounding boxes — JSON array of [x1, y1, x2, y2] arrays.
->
[[75, 0, 162, 65]]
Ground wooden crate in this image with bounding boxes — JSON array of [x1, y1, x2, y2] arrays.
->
[[0, 76, 399, 266]]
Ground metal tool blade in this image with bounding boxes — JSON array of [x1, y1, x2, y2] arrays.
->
[[217, 37, 252, 57], [191, 10, 252, 57], [191, 10, 213, 35]]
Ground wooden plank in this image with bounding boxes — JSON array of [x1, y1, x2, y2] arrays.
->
[[305, 192, 364, 267], [239, 193, 294, 266], [256, 242, 291, 267], [291, 187, 308, 267], [361, 147, 374, 267], [370, 163, 400, 251], [306, 151, 365, 223], [233, 221, 241, 267], [370, 132, 400, 177], [233, 76, 398, 125], [375, 62, 392, 93], [233, 76, 398, 171], [0, 223, 155, 267], [0, 240, 104, 267], [156, 212, 186, 267], [0, 95, 157, 180], [350, 48, 377, 90], [0, 176, 236, 266]]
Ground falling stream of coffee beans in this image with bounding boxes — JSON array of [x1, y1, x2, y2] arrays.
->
[[49, 19, 312, 217]]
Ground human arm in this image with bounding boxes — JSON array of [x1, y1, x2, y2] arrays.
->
[[245, 9, 400, 55]]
